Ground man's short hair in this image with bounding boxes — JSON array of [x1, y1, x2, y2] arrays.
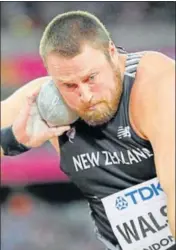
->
[[39, 10, 111, 62]]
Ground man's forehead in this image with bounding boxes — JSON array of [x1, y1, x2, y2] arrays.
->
[[47, 46, 107, 82], [48, 45, 106, 69]]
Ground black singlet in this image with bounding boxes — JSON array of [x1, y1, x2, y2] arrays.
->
[[59, 51, 156, 245]]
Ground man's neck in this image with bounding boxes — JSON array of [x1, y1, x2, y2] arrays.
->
[[118, 53, 127, 80]]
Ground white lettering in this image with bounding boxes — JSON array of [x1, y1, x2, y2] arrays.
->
[[72, 147, 153, 172], [73, 155, 83, 172], [142, 148, 153, 158], [102, 151, 113, 165], [132, 148, 148, 161], [127, 150, 139, 164], [86, 152, 100, 167], [109, 152, 119, 164], [120, 151, 130, 165], [113, 152, 121, 164], [81, 154, 90, 169]]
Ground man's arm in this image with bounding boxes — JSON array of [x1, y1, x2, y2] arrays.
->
[[1, 76, 60, 152], [1, 79, 71, 157], [142, 55, 175, 237], [149, 68, 175, 237], [1, 77, 50, 128]]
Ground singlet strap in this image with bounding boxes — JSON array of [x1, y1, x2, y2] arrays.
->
[[121, 51, 150, 146], [125, 52, 145, 77]]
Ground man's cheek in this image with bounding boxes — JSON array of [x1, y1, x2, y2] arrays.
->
[[67, 98, 81, 111], [91, 84, 102, 93]]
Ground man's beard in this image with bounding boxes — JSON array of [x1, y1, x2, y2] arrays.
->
[[77, 64, 123, 126]]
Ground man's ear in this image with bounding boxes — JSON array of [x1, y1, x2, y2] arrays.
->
[[108, 40, 117, 59]]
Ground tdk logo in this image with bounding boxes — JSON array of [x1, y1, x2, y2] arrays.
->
[[124, 181, 163, 205], [115, 196, 128, 210]]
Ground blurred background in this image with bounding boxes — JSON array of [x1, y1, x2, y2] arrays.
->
[[1, 2, 175, 250]]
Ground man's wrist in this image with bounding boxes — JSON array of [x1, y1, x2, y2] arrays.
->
[[1, 126, 31, 156]]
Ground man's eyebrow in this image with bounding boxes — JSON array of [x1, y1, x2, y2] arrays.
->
[[56, 77, 73, 83], [56, 69, 97, 83], [80, 69, 99, 80]]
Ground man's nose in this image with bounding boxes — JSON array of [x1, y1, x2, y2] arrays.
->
[[79, 84, 93, 103]]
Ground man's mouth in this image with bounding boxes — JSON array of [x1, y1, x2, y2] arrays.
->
[[88, 104, 98, 110], [88, 101, 105, 110]]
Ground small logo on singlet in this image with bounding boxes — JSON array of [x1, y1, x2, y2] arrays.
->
[[115, 196, 128, 210], [66, 127, 76, 143], [117, 126, 131, 139]]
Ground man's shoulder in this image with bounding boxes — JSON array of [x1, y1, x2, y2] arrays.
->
[[133, 51, 174, 100], [136, 51, 174, 85], [129, 51, 174, 139]]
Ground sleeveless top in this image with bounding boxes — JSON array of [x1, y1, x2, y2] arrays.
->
[[59, 51, 156, 246]]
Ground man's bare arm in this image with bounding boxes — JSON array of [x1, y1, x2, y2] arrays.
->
[[1, 76, 60, 152], [1, 77, 50, 127], [150, 70, 175, 237], [141, 55, 175, 237]]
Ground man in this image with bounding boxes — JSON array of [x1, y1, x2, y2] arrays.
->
[[1, 11, 175, 250]]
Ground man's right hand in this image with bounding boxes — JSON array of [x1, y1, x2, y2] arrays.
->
[[12, 87, 71, 148]]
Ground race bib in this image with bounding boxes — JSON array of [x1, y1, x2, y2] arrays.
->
[[102, 178, 175, 250]]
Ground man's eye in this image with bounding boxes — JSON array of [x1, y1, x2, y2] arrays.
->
[[89, 73, 97, 81], [65, 83, 77, 89], [90, 75, 95, 80]]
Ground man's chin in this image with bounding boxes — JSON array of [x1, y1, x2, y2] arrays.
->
[[78, 102, 118, 126], [81, 113, 115, 127], [84, 119, 107, 127]]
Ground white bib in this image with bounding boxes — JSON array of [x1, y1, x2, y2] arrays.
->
[[102, 178, 175, 250]]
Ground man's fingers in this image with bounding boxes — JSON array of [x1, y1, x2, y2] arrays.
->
[[15, 99, 39, 137], [50, 126, 71, 137], [19, 85, 42, 123], [27, 126, 71, 147], [44, 126, 71, 140], [18, 97, 35, 121], [27, 85, 41, 103]]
